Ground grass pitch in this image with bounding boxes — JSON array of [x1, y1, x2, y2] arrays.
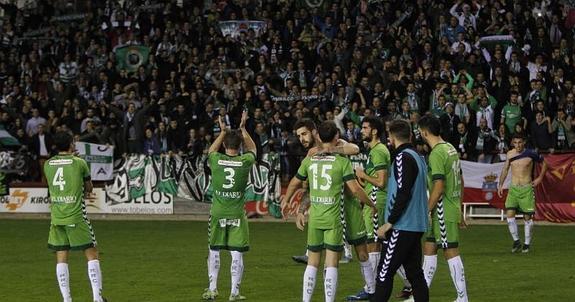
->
[[0, 219, 573, 302]]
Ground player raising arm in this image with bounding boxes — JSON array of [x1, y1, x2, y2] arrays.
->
[[283, 121, 375, 302], [498, 133, 548, 253], [203, 112, 256, 301], [45, 132, 107, 302]]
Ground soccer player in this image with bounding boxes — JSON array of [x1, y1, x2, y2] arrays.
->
[[284, 121, 375, 302], [418, 115, 468, 302], [287, 119, 377, 298], [498, 133, 548, 253], [287, 118, 360, 265], [348, 116, 407, 301], [372, 119, 429, 302], [44, 132, 106, 302], [203, 112, 256, 301]]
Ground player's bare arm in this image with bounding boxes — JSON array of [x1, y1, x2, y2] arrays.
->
[[282, 174, 305, 208], [345, 179, 376, 212], [282, 177, 305, 229], [355, 168, 387, 188], [84, 180, 93, 195], [498, 153, 511, 197], [428, 179, 445, 210], [208, 116, 227, 154], [532, 159, 548, 187], [334, 139, 360, 155], [307, 139, 359, 157], [239, 111, 257, 155]]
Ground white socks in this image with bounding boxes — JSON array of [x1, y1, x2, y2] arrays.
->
[[507, 217, 519, 241], [87, 260, 103, 302], [324, 267, 338, 302], [230, 251, 244, 296], [303, 265, 317, 302], [448, 256, 468, 302], [368, 252, 380, 276], [207, 249, 220, 291], [524, 219, 533, 245], [57, 263, 71, 302], [360, 260, 375, 294], [397, 265, 412, 288], [344, 243, 353, 259], [422, 255, 437, 287]]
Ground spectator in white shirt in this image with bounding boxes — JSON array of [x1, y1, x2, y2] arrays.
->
[[450, 0, 481, 30], [26, 108, 47, 137], [451, 33, 472, 54]]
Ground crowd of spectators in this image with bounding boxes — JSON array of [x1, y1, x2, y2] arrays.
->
[[1, 0, 575, 182]]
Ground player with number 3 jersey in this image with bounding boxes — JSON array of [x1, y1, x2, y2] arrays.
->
[[203, 112, 257, 301]]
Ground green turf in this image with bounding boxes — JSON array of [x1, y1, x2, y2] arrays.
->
[[0, 220, 573, 302]]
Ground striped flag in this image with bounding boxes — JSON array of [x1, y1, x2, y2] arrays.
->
[[0, 127, 19, 146], [461, 160, 510, 209], [74, 142, 114, 181]]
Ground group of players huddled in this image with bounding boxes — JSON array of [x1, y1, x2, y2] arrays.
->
[[43, 110, 546, 302]]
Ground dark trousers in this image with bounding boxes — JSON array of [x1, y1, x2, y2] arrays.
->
[[371, 229, 429, 302]]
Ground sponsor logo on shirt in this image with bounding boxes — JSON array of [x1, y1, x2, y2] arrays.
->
[[310, 196, 336, 204], [218, 160, 243, 167], [311, 155, 336, 162], [48, 159, 73, 165], [51, 196, 76, 204], [214, 190, 242, 199]]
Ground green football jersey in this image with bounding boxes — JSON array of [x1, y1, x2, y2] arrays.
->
[[296, 153, 355, 229], [364, 143, 390, 201], [44, 154, 91, 225], [209, 151, 256, 217], [502, 103, 521, 133], [428, 142, 462, 222]]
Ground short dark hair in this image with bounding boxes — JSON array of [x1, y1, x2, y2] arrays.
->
[[418, 115, 441, 136], [53, 132, 73, 152], [318, 121, 339, 143], [388, 120, 412, 142], [294, 118, 316, 132], [512, 132, 526, 141], [223, 130, 243, 150], [362, 116, 384, 138]]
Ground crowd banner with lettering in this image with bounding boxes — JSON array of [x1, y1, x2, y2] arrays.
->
[[461, 155, 575, 222], [75, 143, 114, 181], [106, 155, 177, 214], [218, 21, 268, 38], [106, 153, 281, 217]]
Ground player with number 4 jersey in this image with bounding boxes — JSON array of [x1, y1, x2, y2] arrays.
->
[[44, 132, 107, 302]]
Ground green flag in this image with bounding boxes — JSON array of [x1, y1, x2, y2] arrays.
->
[[115, 45, 150, 73], [0, 126, 19, 146]]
